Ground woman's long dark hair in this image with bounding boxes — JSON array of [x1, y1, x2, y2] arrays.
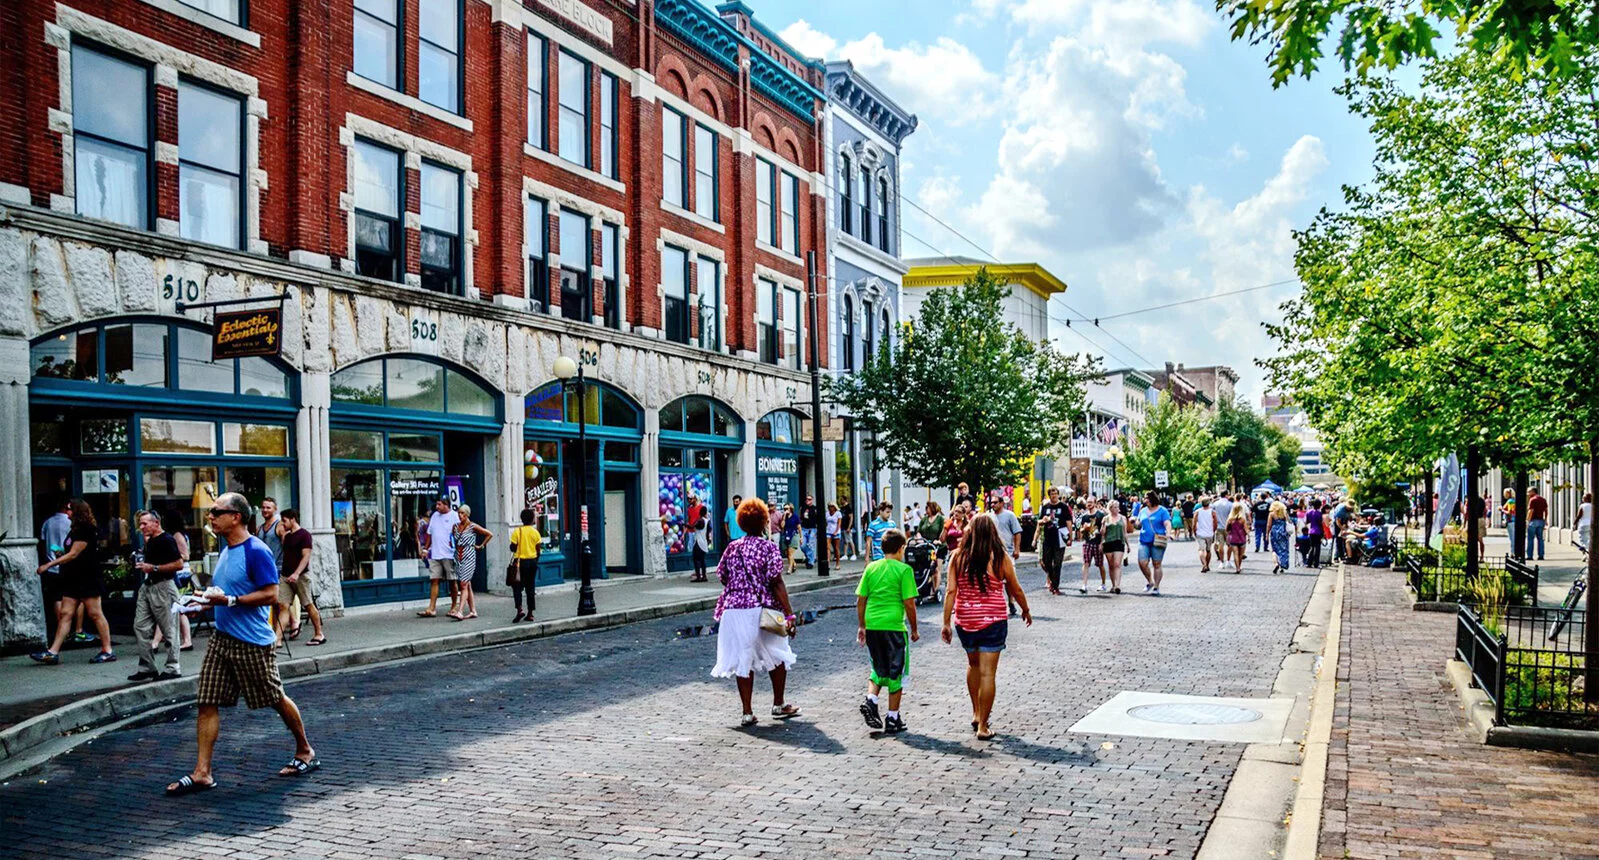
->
[[68, 498, 96, 531], [957, 513, 1005, 593]]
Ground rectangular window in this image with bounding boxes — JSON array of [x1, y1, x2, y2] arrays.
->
[[600, 72, 618, 179], [419, 162, 462, 295], [757, 278, 777, 364], [526, 34, 546, 148], [661, 108, 685, 208], [177, 0, 243, 24], [782, 286, 802, 370], [862, 299, 875, 358], [72, 45, 150, 230], [755, 158, 774, 245], [840, 155, 853, 235], [352, 139, 403, 282], [601, 223, 620, 329], [876, 178, 890, 252], [694, 125, 717, 222], [177, 81, 243, 248], [559, 208, 590, 322], [353, 0, 399, 88], [418, 0, 460, 113], [662, 246, 689, 344], [859, 167, 873, 245], [526, 196, 549, 310], [780, 172, 799, 252], [696, 256, 720, 351], [557, 50, 589, 166]]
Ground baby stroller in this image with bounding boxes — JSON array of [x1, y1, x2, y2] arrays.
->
[[1357, 517, 1395, 567], [906, 535, 941, 604]]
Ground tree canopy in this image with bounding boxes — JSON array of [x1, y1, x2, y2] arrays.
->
[[1213, 396, 1303, 489], [827, 268, 1100, 494], [1120, 392, 1231, 494]]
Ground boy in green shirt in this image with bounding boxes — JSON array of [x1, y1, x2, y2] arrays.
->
[[856, 529, 919, 734]]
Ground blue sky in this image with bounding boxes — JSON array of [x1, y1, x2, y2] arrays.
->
[[747, 0, 1378, 402]]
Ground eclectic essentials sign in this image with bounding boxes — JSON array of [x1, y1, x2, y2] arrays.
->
[[534, 0, 613, 45], [212, 308, 283, 359]]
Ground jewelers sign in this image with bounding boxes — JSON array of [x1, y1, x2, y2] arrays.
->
[[212, 307, 284, 359]]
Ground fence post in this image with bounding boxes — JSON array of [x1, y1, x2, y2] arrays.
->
[[1493, 631, 1507, 726]]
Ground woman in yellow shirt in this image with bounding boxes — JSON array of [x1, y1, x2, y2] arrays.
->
[[509, 509, 542, 623]]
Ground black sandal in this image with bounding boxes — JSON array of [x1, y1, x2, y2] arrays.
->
[[166, 775, 217, 796], [306, 636, 327, 646], [278, 757, 321, 777]]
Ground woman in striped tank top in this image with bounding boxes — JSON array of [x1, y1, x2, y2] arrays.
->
[[941, 514, 1032, 740]]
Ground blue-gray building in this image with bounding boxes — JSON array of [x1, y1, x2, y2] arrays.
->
[[822, 60, 916, 548]]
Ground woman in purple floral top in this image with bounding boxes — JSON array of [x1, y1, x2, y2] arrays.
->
[[712, 497, 800, 727]]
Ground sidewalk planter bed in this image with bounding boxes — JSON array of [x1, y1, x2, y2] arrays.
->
[[1403, 554, 1535, 607], [1455, 605, 1598, 730]]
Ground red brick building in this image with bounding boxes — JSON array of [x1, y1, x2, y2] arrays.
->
[[0, 0, 834, 638]]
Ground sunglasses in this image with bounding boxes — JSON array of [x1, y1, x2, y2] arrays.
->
[[207, 508, 246, 519]]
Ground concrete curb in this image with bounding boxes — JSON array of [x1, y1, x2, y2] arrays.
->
[[1281, 564, 1343, 860], [1444, 659, 1599, 753], [0, 577, 850, 779]]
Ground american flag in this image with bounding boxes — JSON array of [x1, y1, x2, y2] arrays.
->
[[1098, 419, 1120, 443]]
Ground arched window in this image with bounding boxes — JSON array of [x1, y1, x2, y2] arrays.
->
[[31, 318, 292, 401], [862, 299, 875, 360], [839, 151, 853, 234], [858, 166, 872, 244], [879, 307, 892, 354], [841, 293, 855, 372], [524, 378, 642, 432], [876, 176, 890, 252], [757, 409, 811, 446], [331, 355, 498, 420], [658, 395, 742, 439]]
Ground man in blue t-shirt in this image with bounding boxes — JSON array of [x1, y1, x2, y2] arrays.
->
[[724, 495, 746, 543], [1136, 491, 1173, 596], [166, 492, 318, 797]]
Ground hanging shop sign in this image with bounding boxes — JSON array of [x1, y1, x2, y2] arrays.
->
[[212, 307, 284, 359]]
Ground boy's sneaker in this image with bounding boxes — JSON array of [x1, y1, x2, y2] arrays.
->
[[883, 714, 907, 734], [71, 632, 95, 643], [859, 696, 882, 729], [28, 650, 60, 665], [90, 651, 117, 664]]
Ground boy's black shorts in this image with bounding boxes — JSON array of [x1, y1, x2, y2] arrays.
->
[[865, 629, 908, 692]]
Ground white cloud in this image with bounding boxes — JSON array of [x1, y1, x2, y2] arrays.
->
[[776, 20, 836, 60], [1010, 0, 1214, 49], [775, 22, 1000, 123], [1227, 142, 1249, 163]]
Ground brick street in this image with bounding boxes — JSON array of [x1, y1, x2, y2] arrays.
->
[[3, 549, 1316, 859]]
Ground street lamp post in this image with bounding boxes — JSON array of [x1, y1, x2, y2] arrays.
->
[[553, 355, 596, 616], [1106, 445, 1123, 500]]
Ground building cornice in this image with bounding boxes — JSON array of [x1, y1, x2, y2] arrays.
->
[[824, 61, 918, 146], [902, 261, 1067, 299], [655, 0, 823, 123]]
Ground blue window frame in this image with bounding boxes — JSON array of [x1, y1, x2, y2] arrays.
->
[[330, 356, 501, 431]]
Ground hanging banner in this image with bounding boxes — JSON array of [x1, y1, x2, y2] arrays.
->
[[1431, 452, 1461, 549], [212, 307, 283, 359]]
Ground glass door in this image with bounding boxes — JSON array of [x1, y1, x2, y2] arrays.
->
[[389, 469, 440, 580], [332, 467, 384, 582]]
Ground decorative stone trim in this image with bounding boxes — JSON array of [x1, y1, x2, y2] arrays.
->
[[733, 129, 810, 190], [756, 240, 802, 267], [133, 0, 261, 47], [755, 263, 803, 290], [522, 143, 626, 194], [345, 71, 474, 132], [660, 199, 725, 234]]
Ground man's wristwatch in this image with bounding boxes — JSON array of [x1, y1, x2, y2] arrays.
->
[[226, 595, 238, 607]]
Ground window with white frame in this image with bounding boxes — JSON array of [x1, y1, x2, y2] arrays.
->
[[661, 245, 689, 344], [600, 72, 618, 179], [661, 108, 686, 208], [755, 157, 776, 245], [780, 172, 799, 252], [757, 278, 777, 364], [694, 125, 717, 222], [559, 208, 590, 321], [72, 44, 150, 231], [353, 0, 399, 88], [177, 0, 243, 25], [352, 139, 403, 282], [601, 223, 619, 329], [418, 0, 460, 112], [879, 307, 892, 355], [859, 166, 872, 245], [876, 177, 890, 252], [696, 256, 720, 351], [782, 286, 802, 370], [862, 299, 874, 359], [527, 34, 546, 148], [419, 162, 462, 295], [177, 80, 243, 248], [557, 50, 589, 167], [841, 293, 855, 372], [526, 195, 549, 310], [839, 151, 853, 234]]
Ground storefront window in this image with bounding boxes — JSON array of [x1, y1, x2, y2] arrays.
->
[[447, 368, 496, 417], [239, 357, 288, 398], [82, 466, 135, 559], [34, 321, 292, 401], [331, 357, 499, 421], [31, 330, 97, 381], [140, 418, 217, 455], [387, 358, 445, 413], [225, 466, 293, 514], [80, 418, 130, 454], [103, 324, 168, 388], [142, 465, 219, 559], [522, 439, 560, 548], [224, 423, 290, 457], [389, 470, 438, 576], [330, 428, 382, 460], [331, 362, 384, 405], [177, 327, 234, 393], [388, 433, 441, 463], [332, 468, 384, 581]]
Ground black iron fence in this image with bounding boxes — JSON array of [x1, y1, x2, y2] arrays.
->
[[1453, 605, 1597, 729], [1403, 554, 1534, 606]]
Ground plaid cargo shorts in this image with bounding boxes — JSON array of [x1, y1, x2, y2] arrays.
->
[[197, 632, 284, 709]]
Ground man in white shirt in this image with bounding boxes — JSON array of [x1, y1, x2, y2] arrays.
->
[[419, 498, 460, 618], [1576, 492, 1593, 549], [1213, 494, 1235, 529]]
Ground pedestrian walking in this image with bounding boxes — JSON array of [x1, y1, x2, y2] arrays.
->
[[37, 498, 85, 645], [1251, 492, 1272, 553], [256, 497, 283, 569], [941, 514, 1031, 740], [1330, 497, 1352, 562], [1101, 501, 1128, 594], [826, 503, 843, 565], [155, 509, 196, 653], [1194, 497, 1220, 573], [165, 492, 317, 797], [856, 529, 918, 734], [724, 495, 746, 546], [779, 503, 800, 575], [450, 505, 492, 621], [838, 497, 857, 561], [508, 508, 542, 623], [1038, 487, 1070, 595], [1268, 499, 1293, 573], [418, 498, 459, 618], [1213, 493, 1234, 531], [1181, 494, 1197, 540], [30, 499, 115, 665], [277, 510, 325, 646], [1304, 499, 1326, 569], [991, 496, 1023, 561], [918, 501, 946, 547], [1575, 492, 1593, 549], [1526, 487, 1548, 560], [711, 497, 800, 727], [866, 502, 897, 561], [1135, 492, 1172, 595], [685, 494, 709, 582], [1224, 504, 1249, 573], [942, 507, 968, 561], [128, 511, 183, 681], [800, 495, 820, 569], [1076, 497, 1107, 593]]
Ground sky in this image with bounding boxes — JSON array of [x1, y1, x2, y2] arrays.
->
[[745, 0, 1379, 404]]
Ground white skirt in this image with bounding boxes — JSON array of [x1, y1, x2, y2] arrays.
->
[[711, 607, 796, 678]]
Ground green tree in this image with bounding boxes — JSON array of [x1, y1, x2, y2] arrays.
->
[[1212, 396, 1272, 490], [1262, 421, 1303, 488], [827, 268, 1100, 493], [1217, 0, 1597, 86], [1120, 392, 1231, 494]]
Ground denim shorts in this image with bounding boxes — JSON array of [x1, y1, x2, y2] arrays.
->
[[955, 620, 1008, 653], [1138, 542, 1167, 563]]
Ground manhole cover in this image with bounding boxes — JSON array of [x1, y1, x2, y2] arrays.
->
[[1127, 703, 1263, 725]]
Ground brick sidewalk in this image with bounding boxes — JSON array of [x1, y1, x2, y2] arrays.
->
[[1319, 569, 1599, 859]]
